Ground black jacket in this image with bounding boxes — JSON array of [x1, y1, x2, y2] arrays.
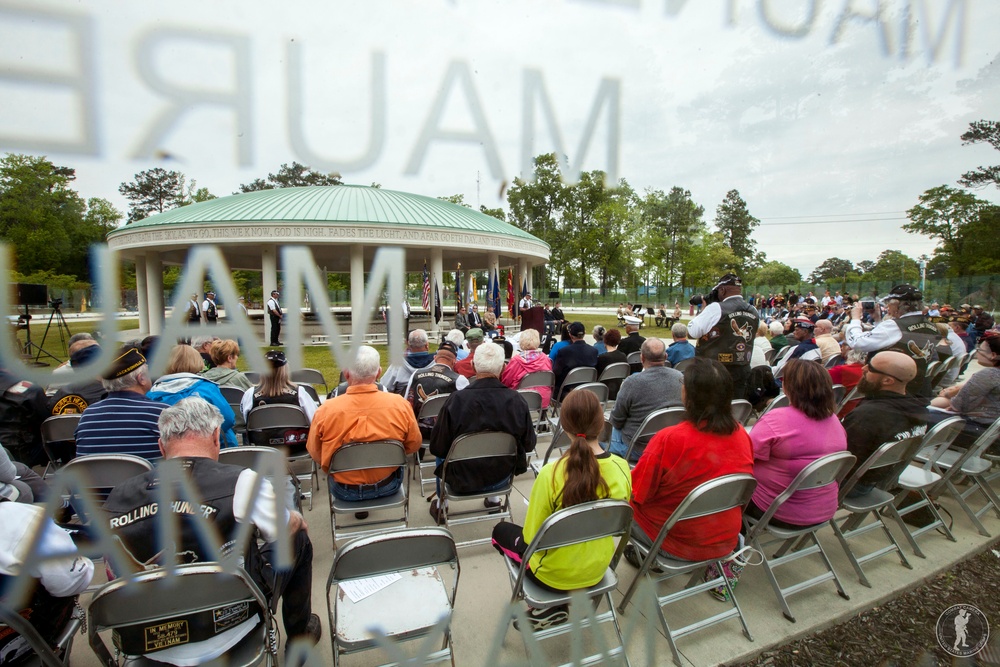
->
[[429, 377, 536, 493], [842, 391, 928, 488], [552, 340, 599, 396]]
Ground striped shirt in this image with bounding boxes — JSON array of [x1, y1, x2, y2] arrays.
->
[[74, 391, 167, 461]]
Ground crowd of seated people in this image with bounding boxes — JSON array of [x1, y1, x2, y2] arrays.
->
[[1, 292, 997, 662]]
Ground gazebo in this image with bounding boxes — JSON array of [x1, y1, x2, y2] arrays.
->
[[106, 185, 549, 336]]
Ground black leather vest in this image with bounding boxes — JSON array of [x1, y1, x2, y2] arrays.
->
[[103, 458, 245, 572], [890, 313, 940, 396], [696, 297, 760, 365]]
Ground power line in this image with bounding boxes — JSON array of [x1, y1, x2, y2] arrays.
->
[[758, 210, 906, 220], [758, 217, 907, 226]]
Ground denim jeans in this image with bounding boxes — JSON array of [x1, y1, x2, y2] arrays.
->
[[329, 467, 403, 502], [609, 427, 628, 459]]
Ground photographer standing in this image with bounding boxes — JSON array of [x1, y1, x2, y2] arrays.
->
[[845, 283, 939, 398], [687, 273, 759, 401]]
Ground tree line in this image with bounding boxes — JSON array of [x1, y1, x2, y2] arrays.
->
[[1, 118, 996, 301]]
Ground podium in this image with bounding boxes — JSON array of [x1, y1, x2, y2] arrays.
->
[[520, 306, 545, 337]]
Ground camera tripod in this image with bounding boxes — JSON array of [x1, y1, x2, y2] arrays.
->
[[31, 301, 73, 365]]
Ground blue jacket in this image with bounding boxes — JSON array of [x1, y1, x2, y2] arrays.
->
[[147, 373, 238, 448], [666, 340, 696, 367]]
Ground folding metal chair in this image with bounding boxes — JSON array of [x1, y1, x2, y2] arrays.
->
[[244, 371, 261, 385], [623, 407, 687, 465], [439, 431, 518, 547], [763, 348, 777, 365], [0, 601, 81, 667], [929, 356, 957, 392], [40, 414, 80, 479], [671, 357, 696, 373], [503, 500, 634, 667], [549, 367, 597, 419], [626, 351, 642, 374], [891, 417, 965, 556], [597, 362, 630, 407], [530, 420, 613, 476], [751, 393, 789, 426], [220, 386, 248, 444], [545, 382, 608, 434], [219, 445, 301, 512], [296, 382, 321, 406], [743, 451, 856, 622], [911, 416, 1000, 538], [730, 399, 754, 426], [836, 385, 862, 414], [245, 404, 317, 510], [88, 563, 275, 667], [517, 389, 545, 440], [831, 383, 846, 408], [617, 474, 758, 666], [326, 528, 459, 667], [828, 435, 924, 587], [824, 355, 841, 369], [291, 368, 329, 394], [328, 440, 409, 545], [516, 371, 555, 434], [57, 453, 153, 518], [412, 393, 453, 497]]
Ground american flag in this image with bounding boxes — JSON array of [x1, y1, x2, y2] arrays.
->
[[421, 261, 430, 310]]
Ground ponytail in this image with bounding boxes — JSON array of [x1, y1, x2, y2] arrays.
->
[[557, 390, 608, 508]]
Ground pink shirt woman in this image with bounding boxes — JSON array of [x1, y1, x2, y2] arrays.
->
[[501, 328, 553, 408], [749, 360, 847, 526]]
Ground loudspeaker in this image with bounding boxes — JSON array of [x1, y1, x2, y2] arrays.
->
[[548, 291, 560, 299], [14, 284, 48, 307]]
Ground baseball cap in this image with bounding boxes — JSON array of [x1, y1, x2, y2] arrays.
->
[[792, 317, 815, 329], [714, 273, 742, 289], [568, 321, 586, 336], [266, 350, 287, 367], [886, 284, 922, 301], [466, 328, 485, 342]]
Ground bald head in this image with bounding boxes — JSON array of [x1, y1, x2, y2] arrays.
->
[[814, 319, 833, 335], [864, 351, 918, 395], [640, 337, 667, 368]]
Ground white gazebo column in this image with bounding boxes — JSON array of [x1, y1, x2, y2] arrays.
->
[[144, 252, 163, 335], [134, 254, 149, 336], [350, 244, 365, 308], [261, 245, 278, 296], [430, 248, 443, 337], [526, 262, 534, 297], [518, 258, 528, 298]]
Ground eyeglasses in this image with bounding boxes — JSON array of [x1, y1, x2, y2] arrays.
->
[[863, 364, 907, 384]]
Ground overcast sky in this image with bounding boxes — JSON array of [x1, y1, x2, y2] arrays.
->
[[2, 0, 998, 278]]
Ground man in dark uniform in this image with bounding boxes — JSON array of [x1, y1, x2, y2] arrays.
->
[[104, 397, 320, 657], [686, 273, 760, 401], [0, 366, 50, 466], [266, 290, 282, 346], [845, 283, 939, 398], [617, 316, 646, 356]]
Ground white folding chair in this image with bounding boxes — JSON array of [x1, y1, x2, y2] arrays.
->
[[672, 357, 696, 373], [751, 392, 789, 426], [503, 500, 634, 667], [439, 431, 518, 548], [831, 383, 846, 408], [836, 385, 862, 413], [623, 407, 687, 465], [743, 451, 856, 622], [597, 362, 630, 407], [326, 528, 459, 667], [617, 474, 758, 666], [891, 417, 965, 556], [546, 382, 608, 433], [219, 445, 301, 513], [328, 440, 409, 545], [57, 453, 153, 521], [626, 351, 642, 374], [829, 435, 924, 587], [911, 416, 1000, 538], [88, 563, 275, 667]]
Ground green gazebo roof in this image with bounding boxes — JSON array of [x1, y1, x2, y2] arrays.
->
[[109, 185, 544, 246]]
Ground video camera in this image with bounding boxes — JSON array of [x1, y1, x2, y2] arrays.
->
[[49, 298, 63, 309], [689, 287, 720, 307]]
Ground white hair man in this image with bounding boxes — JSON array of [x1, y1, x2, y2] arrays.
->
[[381, 329, 436, 395], [104, 396, 320, 657], [307, 346, 421, 510], [445, 329, 469, 360], [428, 342, 536, 522]]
